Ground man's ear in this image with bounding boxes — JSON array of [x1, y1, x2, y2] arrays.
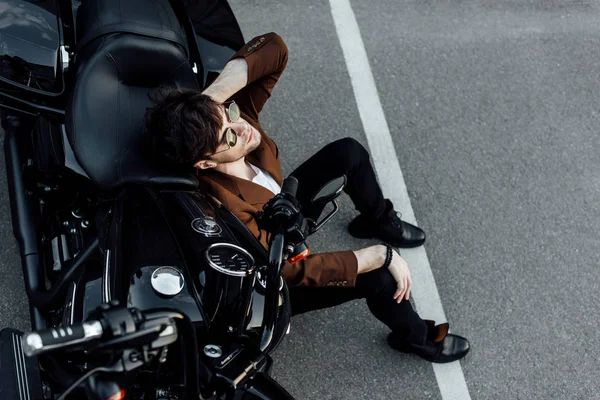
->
[[194, 159, 217, 170]]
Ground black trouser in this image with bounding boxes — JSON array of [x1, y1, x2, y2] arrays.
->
[[289, 138, 429, 345]]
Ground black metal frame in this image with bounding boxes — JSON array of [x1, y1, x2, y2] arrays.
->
[[3, 115, 47, 330]]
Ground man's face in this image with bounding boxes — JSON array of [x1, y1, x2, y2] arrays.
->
[[207, 106, 261, 164]]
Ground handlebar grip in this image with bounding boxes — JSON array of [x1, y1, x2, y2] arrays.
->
[[281, 176, 299, 197], [22, 320, 104, 357]]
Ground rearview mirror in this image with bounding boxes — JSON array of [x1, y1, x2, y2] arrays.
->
[[308, 176, 346, 235], [311, 176, 346, 205]]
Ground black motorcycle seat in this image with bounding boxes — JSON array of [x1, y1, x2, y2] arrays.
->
[[75, 0, 189, 54], [66, 0, 200, 191]]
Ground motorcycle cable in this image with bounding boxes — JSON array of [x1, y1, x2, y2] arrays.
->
[[56, 366, 112, 400]]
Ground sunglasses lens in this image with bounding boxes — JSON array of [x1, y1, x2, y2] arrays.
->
[[228, 102, 240, 122], [226, 128, 237, 147]]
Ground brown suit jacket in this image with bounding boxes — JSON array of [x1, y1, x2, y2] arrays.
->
[[197, 33, 358, 287]]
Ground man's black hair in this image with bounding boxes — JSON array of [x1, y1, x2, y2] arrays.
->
[[144, 86, 224, 167]]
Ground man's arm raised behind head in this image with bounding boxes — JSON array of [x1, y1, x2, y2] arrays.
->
[[202, 58, 248, 104], [203, 33, 289, 121]]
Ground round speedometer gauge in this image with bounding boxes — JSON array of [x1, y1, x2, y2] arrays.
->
[[204, 243, 255, 277]]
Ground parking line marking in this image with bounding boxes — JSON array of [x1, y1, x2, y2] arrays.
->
[[328, 0, 472, 399]]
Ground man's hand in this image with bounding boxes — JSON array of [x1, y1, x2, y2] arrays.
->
[[353, 245, 412, 302], [387, 250, 412, 302]]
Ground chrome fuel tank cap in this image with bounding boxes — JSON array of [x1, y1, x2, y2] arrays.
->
[[192, 217, 222, 236], [151, 266, 184, 297]]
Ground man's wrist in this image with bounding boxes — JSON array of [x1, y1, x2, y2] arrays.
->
[[201, 87, 227, 104], [374, 244, 387, 267], [201, 58, 248, 103], [381, 245, 393, 270], [354, 245, 387, 274]]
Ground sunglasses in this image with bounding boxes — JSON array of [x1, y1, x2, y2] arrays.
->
[[212, 100, 241, 155]]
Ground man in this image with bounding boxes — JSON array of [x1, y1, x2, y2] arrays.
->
[[145, 32, 469, 363]]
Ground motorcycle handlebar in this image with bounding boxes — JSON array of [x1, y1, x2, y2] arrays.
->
[[22, 320, 104, 357], [280, 176, 298, 198]]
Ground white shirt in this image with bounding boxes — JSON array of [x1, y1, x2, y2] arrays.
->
[[249, 162, 281, 195]]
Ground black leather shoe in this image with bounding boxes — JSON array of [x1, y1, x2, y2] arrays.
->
[[387, 321, 470, 363], [348, 200, 426, 248]]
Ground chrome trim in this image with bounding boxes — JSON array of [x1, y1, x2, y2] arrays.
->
[[61, 235, 70, 262], [17, 334, 31, 400], [102, 250, 111, 303], [204, 243, 256, 277], [12, 333, 24, 400], [191, 217, 222, 236], [151, 266, 185, 297], [22, 333, 41, 356], [256, 271, 284, 291], [71, 209, 84, 219], [23, 321, 104, 357], [12, 332, 31, 400], [203, 344, 223, 358], [62, 281, 77, 326], [60, 45, 69, 71], [83, 321, 104, 337], [51, 236, 61, 271], [159, 325, 175, 337], [23, 333, 42, 355], [69, 282, 76, 324]]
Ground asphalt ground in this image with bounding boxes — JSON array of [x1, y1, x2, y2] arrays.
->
[[2, 0, 600, 399]]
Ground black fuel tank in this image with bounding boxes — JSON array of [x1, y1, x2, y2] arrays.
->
[[70, 187, 271, 338], [152, 189, 271, 336], [70, 188, 206, 324]]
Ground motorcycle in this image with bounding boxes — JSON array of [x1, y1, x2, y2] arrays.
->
[[0, 0, 347, 398]]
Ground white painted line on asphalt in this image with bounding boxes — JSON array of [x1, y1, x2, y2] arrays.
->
[[328, 0, 472, 399]]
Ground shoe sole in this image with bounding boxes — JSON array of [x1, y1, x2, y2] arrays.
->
[[348, 230, 426, 248], [398, 347, 470, 363], [420, 347, 470, 363], [389, 340, 470, 363]]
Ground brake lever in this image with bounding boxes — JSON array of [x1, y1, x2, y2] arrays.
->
[[92, 325, 162, 351], [96, 317, 178, 350]]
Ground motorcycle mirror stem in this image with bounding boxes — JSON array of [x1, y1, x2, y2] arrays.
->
[[308, 199, 340, 235], [307, 175, 346, 235]]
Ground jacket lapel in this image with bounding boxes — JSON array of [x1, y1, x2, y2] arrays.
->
[[243, 113, 283, 185], [200, 169, 275, 209], [236, 178, 275, 208]]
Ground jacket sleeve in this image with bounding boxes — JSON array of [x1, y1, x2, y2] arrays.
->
[[234, 210, 359, 288], [282, 251, 359, 288], [228, 32, 289, 121]]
